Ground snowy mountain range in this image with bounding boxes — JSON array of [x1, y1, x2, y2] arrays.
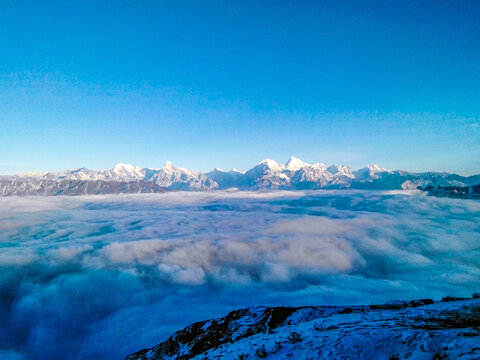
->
[[1, 157, 479, 195]]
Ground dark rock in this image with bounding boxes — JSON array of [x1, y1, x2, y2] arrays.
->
[[370, 304, 405, 310], [411, 299, 434, 307], [125, 307, 301, 360], [419, 184, 480, 199], [442, 296, 470, 302]]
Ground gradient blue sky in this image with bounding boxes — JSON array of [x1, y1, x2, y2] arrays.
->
[[1, 0, 479, 175]]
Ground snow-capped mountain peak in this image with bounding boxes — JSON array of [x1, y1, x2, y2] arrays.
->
[[325, 165, 354, 177], [160, 161, 184, 175], [112, 163, 133, 171], [258, 158, 283, 170], [285, 156, 309, 171], [1, 158, 478, 195], [149, 161, 217, 190], [367, 164, 389, 173], [353, 164, 390, 180], [112, 163, 144, 178]]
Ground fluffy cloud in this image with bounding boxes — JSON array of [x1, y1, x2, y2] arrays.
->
[[0, 191, 479, 359]]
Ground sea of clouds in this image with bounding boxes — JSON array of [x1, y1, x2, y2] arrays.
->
[[0, 190, 479, 360]]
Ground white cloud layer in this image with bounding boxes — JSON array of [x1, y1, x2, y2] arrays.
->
[[0, 191, 479, 359]]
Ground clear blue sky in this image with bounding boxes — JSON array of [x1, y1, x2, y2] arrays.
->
[[1, 0, 479, 175]]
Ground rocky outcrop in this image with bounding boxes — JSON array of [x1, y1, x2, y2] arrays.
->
[[418, 184, 480, 199], [125, 307, 299, 360]]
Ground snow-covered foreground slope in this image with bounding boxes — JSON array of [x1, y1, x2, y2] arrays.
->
[[1, 157, 479, 195], [126, 298, 480, 360]]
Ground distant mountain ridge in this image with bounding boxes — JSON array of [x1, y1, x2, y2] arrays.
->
[[1, 157, 479, 195]]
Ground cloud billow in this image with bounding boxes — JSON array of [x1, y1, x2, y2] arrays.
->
[[0, 191, 479, 360]]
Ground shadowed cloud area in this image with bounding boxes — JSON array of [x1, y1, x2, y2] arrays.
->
[[0, 191, 479, 359]]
